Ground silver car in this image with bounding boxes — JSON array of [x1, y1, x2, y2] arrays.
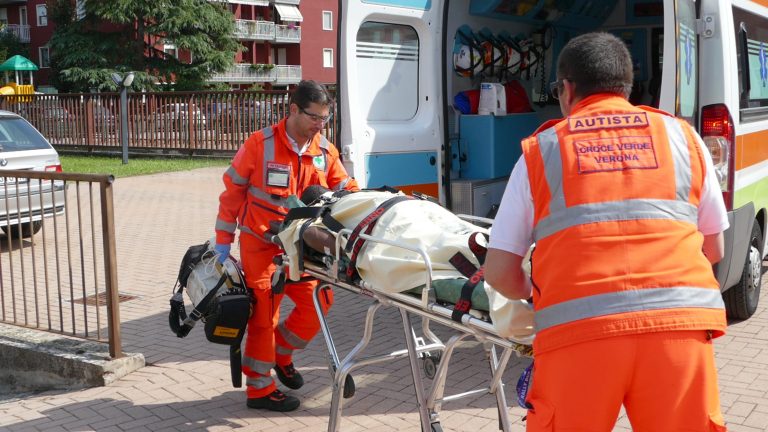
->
[[0, 110, 65, 238]]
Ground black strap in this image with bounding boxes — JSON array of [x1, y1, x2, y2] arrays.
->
[[344, 195, 413, 281], [362, 185, 401, 194], [321, 213, 344, 233], [284, 206, 324, 224], [447, 232, 490, 322], [284, 203, 344, 234], [452, 266, 485, 322]]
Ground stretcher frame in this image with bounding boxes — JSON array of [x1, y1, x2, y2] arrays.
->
[[272, 221, 534, 432]]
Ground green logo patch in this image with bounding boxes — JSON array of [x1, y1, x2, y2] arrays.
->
[[312, 155, 326, 170]]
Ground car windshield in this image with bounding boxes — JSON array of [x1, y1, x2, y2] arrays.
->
[[0, 117, 52, 152]]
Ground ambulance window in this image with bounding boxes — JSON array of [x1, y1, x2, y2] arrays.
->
[[675, 0, 697, 125], [733, 6, 768, 114], [356, 22, 419, 121]]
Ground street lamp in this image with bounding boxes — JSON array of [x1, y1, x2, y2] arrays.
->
[[111, 72, 134, 164]]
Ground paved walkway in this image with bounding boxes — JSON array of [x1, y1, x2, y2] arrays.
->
[[0, 166, 766, 431]]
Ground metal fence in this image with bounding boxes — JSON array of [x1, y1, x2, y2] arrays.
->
[[0, 170, 122, 358], [0, 90, 339, 156]]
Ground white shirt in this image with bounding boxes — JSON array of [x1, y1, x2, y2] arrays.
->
[[488, 131, 730, 256]]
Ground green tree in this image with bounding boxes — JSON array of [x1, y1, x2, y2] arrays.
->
[[48, 0, 239, 92], [0, 30, 30, 64]]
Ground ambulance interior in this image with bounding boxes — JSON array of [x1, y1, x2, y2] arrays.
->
[[446, 0, 675, 217]]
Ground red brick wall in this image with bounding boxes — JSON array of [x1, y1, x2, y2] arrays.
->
[[298, 0, 337, 85]]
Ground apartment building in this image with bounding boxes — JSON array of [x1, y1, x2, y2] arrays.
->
[[0, 0, 338, 91]]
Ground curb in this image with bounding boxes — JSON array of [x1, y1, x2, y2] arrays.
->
[[0, 323, 145, 394]]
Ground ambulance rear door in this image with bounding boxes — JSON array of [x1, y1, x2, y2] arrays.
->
[[338, 0, 445, 200], [659, 0, 700, 125]]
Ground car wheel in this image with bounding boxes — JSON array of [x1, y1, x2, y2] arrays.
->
[[723, 222, 764, 320], [2, 221, 42, 239]]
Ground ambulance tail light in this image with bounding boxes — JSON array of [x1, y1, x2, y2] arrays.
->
[[700, 104, 735, 210]]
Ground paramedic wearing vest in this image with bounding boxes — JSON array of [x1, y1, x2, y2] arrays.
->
[[214, 80, 358, 412], [485, 33, 729, 431]]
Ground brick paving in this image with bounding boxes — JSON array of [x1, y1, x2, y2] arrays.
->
[[0, 166, 766, 431]]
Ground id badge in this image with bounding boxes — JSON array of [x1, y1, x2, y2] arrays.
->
[[266, 162, 290, 188]]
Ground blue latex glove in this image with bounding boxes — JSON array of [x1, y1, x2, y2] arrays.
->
[[214, 243, 231, 264]]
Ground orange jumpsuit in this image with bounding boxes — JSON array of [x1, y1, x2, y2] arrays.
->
[[520, 94, 727, 430], [216, 119, 358, 398]]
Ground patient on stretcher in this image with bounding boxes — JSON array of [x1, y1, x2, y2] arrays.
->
[[276, 186, 534, 339]]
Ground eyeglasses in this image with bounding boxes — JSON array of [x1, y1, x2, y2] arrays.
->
[[299, 107, 333, 124], [549, 79, 568, 100]]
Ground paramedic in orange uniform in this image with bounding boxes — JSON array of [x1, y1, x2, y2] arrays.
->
[[485, 32, 729, 431], [214, 80, 358, 411]]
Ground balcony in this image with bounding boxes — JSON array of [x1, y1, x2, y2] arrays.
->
[[234, 20, 275, 41], [274, 24, 301, 43], [0, 24, 30, 43], [208, 64, 301, 84], [274, 65, 301, 85]]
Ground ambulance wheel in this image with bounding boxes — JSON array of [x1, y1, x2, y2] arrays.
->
[[724, 223, 763, 320], [343, 374, 355, 399], [423, 353, 440, 380]]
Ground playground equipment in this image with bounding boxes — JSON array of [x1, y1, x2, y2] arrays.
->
[[0, 54, 37, 100]]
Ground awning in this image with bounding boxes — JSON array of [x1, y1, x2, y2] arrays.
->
[[275, 4, 303, 22]]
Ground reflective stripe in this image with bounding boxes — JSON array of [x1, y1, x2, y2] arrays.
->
[[537, 127, 566, 213], [248, 185, 289, 209], [215, 218, 237, 234], [662, 117, 692, 201], [276, 345, 293, 356], [334, 177, 350, 191], [533, 198, 698, 241], [225, 166, 249, 185], [246, 375, 274, 389], [534, 287, 725, 332], [278, 323, 309, 348], [243, 355, 274, 374], [262, 127, 275, 187], [239, 225, 269, 243], [533, 114, 699, 241]]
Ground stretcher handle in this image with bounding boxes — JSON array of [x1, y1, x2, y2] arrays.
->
[[457, 214, 493, 227]]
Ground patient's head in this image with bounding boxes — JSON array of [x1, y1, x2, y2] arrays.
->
[[300, 185, 330, 206]]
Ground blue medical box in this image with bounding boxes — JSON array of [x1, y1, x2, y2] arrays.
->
[[457, 113, 541, 180]]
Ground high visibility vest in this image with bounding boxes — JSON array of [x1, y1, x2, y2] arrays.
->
[[216, 118, 358, 246], [521, 94, 726, 354]]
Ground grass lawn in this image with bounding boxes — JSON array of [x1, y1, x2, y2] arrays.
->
[[60, 155, 230, 178]]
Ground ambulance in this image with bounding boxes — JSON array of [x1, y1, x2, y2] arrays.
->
[[336, 0, 768, 319]]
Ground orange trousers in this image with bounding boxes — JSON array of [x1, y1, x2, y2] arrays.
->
[[239, 235, 333, 399], [525, 330, 726, 431]]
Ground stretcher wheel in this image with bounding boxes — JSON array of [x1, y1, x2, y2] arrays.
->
[[343, 374, 356, 399], [423, 354, 441, 380]]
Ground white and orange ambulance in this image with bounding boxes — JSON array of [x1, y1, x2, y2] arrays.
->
[[336, 0, 768, 319]]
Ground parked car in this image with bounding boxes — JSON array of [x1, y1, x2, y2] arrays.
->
[[0, 110, 65, 238], [153, 103, 207, 132]]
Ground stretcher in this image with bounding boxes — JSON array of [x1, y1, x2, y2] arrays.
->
[[267, 196, 535, 432]]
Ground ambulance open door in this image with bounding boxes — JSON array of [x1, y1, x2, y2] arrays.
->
[[338, 0, 445, 200], [659, 0, 699, 125]]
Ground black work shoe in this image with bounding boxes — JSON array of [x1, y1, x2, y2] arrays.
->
[[274, 363, 304, 390], [246, 389, 300, 412]]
